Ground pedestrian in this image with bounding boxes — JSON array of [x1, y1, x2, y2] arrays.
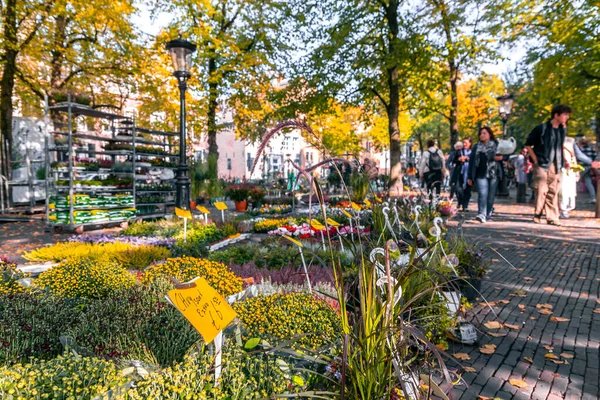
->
[[511, 148, 530, 204], [525, 104, 572, 225], [574, 135, 597, 204], [560, 137, 579, 218], [449, 137, 473, 211], [419, 139, 445, 196], [447, 141, 464, 200], [467, 127, 503, 223]]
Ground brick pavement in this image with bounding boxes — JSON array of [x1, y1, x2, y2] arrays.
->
[[448, 199, 600, 399]]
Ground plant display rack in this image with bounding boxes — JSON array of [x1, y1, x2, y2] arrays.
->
[[45, 98, 179, 232]]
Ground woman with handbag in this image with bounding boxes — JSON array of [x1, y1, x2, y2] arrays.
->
[[467, 127, 503, 223]]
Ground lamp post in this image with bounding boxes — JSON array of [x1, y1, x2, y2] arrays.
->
[[497, 93, 514, 139], [166, 37, 197, 210], [496, 92, 514, 197]]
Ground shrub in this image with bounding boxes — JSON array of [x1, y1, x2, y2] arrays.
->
[[0, 352, 128, 399], [0, 256, 28, 295], [36, 258, 137, 299], [143, 256, 242, 297], [126, 345, 299, 399], [234, 293, 341, 349], [111, 245, 172, 270]]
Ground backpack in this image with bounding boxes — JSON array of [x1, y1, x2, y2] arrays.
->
[[428, 150, 443, 171]]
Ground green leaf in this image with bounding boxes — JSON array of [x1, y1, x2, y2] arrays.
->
[[243, 337, 261, 350]]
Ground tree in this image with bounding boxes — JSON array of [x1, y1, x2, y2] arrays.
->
[[285, 0, 436, 195], [512, 0, 600, 143], [0, 0, 53, 176], [156, 0, 288, 164], [456, 73, 505, 138], [16, 0, 141, 115], [419, 0, 500, 144]]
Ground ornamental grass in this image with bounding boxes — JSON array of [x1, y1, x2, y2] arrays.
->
[[23, 242, 171, 270], [143, 256, 242, 297], [234, 293, 341, 349]]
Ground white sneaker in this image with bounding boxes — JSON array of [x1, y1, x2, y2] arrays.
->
[[560, 211, 569, 219], [591, 198, 597, 204], [475, 214, 486, 223]]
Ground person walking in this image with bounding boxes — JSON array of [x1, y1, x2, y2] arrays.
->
[[512, 148, 530, 204], [525, 104, 572, 225], [447, 141, 463, 200], [467, 127, 502, 223], [419, 139, 445, 196], [449, 137, 473, 211], [574, 135, 597, 204], [560, 137, 579, 218]]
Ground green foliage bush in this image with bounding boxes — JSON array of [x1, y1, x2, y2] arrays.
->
[[36, 257, 137, 299], [126, 345, 300, 399], [0, 257, 28, 295], [234, 293, 341, 349]]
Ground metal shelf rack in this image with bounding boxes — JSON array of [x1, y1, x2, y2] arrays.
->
[[45, 97, 179, 232]]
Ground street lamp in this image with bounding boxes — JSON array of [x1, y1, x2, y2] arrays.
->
[[496, 93, 514, 139], [166, 37, 197, 210], [496, 92, 514, 197]]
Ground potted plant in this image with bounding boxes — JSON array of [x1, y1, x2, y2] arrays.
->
[[452, 238, 489, 301], [226, 184, 250, 211], [248, 186, 265, 209]]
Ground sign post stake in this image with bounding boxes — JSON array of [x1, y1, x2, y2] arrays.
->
[[282, 235, 312, 293]]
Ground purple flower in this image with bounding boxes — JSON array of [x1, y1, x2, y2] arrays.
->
[[69, 235, 175, 247]]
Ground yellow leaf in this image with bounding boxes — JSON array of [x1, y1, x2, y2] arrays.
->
[[453, 353, 471, 361], [545, 353, 559, 360], [488, 332, 508, 337], [464, 367, 476, 373], [509, 379, 528, 389], [504, 323, 520, 330], [523, 357, 533, 363], [560, 353, 574, 359], [550, 316, 570, 322], [484, 321, 503, 330], [538, 309, 553, 315]]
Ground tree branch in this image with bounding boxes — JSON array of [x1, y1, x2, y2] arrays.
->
[[15, 69, 45, 100]]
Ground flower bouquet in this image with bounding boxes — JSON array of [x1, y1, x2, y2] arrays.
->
[[437, 201, 456, 217]]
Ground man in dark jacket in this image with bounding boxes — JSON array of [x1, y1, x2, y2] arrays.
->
[[525, 104, 572, 225]]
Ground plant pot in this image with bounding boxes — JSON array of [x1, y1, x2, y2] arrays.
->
[[235, 200, 247, 212], [461, 278, 482, 302], [190, 201, 196, 210]]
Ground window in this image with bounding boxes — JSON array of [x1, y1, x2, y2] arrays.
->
[[227, 159, 232, 170]]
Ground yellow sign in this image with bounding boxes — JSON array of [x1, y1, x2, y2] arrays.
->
[[282, 235, 303, 247], [175, 207, 192, 219], [341, 209, 352, 218], [309, 219, 325, 231], [214, 201, 228, 211], [167, 277, 237, 344], [196, 205, 210, 214], [363, 199, 372, 207], [326, 218, 340, 228], [351, 202, 362, 211]]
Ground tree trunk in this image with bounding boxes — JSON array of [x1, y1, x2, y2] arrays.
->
[[385, 0, 403, 196], [207, 56, 219, 160], [595, 109, 600, 218], [0, 0, 18, 178], [48, 14, 68, 122], [449, 64, 459, 145]]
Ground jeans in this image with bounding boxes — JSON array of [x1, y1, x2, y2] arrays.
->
[[583, 174, 596, 200], [425, 170, 443, 196], [476, 177, 498, 218]]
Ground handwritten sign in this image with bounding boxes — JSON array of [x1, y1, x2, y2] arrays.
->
[[309, 219, 325, 231], [167, 277, 237, 344], [175, 207, 192, 219], [326, 218, 340, 228], [196, 205, 210, 214], [214, 202, 228, 211], [282, 235, 303, 247]]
